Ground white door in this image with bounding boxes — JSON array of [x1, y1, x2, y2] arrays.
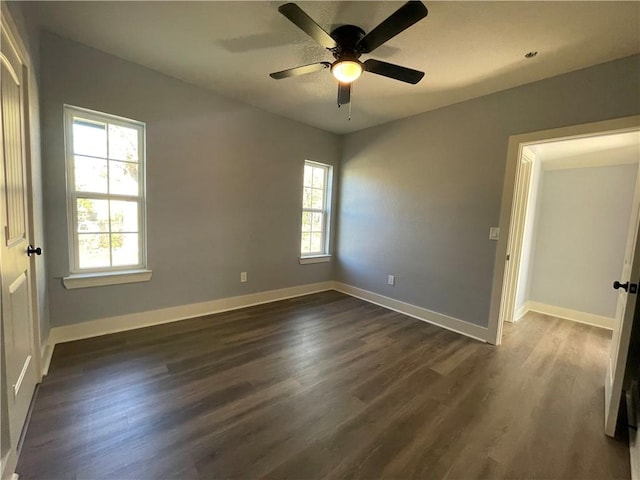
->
[[605, 168, 640, 437], [0, 24, 38, 446]]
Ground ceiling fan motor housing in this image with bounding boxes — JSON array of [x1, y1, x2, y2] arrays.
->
[[330, 25, 366, 60]]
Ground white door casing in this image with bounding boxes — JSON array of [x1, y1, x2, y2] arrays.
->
[[0, 21, 38, 449], [498, 149, 534, 326], [605, 160, 640, 437]]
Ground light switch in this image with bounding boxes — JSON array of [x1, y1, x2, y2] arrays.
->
[[489, 227, 500, 241]]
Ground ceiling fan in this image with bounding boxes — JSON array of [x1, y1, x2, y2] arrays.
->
[[270, 1, 428, 107]]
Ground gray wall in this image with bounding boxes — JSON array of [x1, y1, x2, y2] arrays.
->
[[41, 32, 340, 328], [337, 54, 640, 328], [529, 162, 638, 318]]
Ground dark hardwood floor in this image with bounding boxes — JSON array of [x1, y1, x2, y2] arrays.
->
[[17, 291, 629, 479]]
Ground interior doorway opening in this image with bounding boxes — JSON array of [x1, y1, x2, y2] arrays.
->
[[490, 116, 640, 438], [503, 131, 640, 331]]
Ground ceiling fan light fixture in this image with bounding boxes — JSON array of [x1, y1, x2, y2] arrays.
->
[[331, 60, 363, 83]]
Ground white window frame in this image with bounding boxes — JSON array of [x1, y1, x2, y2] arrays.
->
[[62, 105, 151, 288], [300, 160, 333, 263]]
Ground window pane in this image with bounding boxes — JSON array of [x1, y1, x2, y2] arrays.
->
[[303, 187, 313, 208], [109, 161, 139, 195], [312, 167, 325, 189], [301, 233, 311, 254], [311, 188, 324, 209], [109, 124, 139, 162], [73, 119, 107, 158], [312, 212, 323, 232], [78, 233, 110, 269], [304, 165, 313, 187], [111, 233, 139, 266], [77, 198, 109, 233], [110, 200, 138, 232], [311, 232, 323, 253], [301, 212, 312, 232], [74, 156, 108, 193]]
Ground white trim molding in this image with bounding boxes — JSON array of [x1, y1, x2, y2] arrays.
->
[[514, 304, 529, 322], [40, 342, 54, 377], [299, 255, 331, 264], [0, 449, 18, 480], [49, 281, 334, 345], [525, 301, 614, 330], [333, 282, 488, 342], [48, 280, 490, 348], [63, 269, 153, 289]]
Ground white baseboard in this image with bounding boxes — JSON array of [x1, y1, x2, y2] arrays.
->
[[333, 282, 488, 342], [514, 304, 529, 322], [40, 342, 54, 377], [0, 448, 17, 480], [526, 301, 613, 330], [48, 280, 489, 349], [49, 281, 334, 345]]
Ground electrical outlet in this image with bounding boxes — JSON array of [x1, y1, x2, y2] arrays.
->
[[240, 272, 247, 283], [489, 227, 500, 241], [387, 275, 395, 286]]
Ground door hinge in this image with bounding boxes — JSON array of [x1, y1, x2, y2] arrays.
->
[[506, 254, 510, 261]]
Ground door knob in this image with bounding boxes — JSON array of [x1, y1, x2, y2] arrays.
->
[[26, 245, 42, 257], [614, 280, 638, 294]]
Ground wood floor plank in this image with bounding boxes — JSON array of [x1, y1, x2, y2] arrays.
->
[[16, 292, 630, 479]]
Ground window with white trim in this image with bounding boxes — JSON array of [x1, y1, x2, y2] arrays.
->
[[301, 160, 332, 257], [64, 106, 146, 273]]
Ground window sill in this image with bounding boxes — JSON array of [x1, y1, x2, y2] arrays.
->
[[299, 255, 332, 265], [63, 269, 153, 289]]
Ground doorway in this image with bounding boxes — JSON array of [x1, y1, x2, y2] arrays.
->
[[508, 132, 639, 330], [488, 116, 640, 438]]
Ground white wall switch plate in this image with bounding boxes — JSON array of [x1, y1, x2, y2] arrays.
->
[[489, 227, 500, 241], [387, 275, 395, 286], [240, 272, 247, 283]]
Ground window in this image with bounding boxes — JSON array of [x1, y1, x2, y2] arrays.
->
[[64, 106, 147, 281], [300, 160, 332, 261]]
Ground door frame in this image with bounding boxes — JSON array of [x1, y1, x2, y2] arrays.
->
[[488, 115, 640, 346], [497, 148, 535, 327], [0, 5, 43, 479]]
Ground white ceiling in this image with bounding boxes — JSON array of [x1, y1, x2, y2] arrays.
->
[[526, 130, 640, 169], [32, 1, 640, 134], [532, 131, 640, 161]]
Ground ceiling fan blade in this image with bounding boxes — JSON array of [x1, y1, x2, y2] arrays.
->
[[357, 1, 428, 54], [364, 59, 425, 84], [278, 3, 337, 49], [338, 82, 351, 106], [270, 62, 331, 79]]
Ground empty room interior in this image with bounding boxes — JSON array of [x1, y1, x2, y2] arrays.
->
[[1, 1, 640, 479]]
